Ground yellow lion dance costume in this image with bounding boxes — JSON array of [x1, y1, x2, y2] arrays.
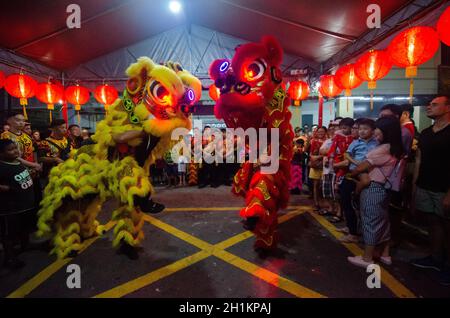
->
[[37, 57, 201, 259]]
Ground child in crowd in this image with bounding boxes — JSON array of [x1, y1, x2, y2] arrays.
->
[[347, 119, 378, 194], [178, 154, 188, 186], [308, 126, 327, 211], [164, 150, 178, 188], [338, 118, 378, 242], [321, 118, 354, 223], [289, 138, 304, 194], [0, 139, 36, 269]]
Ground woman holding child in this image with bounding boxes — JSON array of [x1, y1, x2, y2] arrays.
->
[[347, 116, 403, 268]]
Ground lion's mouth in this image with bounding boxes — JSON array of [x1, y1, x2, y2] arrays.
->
[[217, 91, 267, 130]]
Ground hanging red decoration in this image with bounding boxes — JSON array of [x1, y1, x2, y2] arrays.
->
[[387, 26, 439, 78], [355, 49, 392, 110], [355, 49, 392, 90], [387, 26, 439, 104], [36, 82, 65, 123], [0, 71, 5, 89], [318, 75, 342, 98], [4, 73, 37, 119], [288, 80, 309, 105], [437, 6, 450, 46], [334, 64, 363, 97], [65, 84, 90, 123], [94, 84, 118, 111], [209, 84, 220, 101]]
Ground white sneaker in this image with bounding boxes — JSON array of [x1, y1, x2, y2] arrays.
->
[[348, 255, 374, 268], [379, 256, 392, 265]]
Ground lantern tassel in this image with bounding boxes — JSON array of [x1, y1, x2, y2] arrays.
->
[[409, 78, 414, 105], [77, 111, 81, 125], [49, 110, 52, 123], [346, 96, 349, 113], [22, 104, 28, 120], [370, 90, 374, 111]]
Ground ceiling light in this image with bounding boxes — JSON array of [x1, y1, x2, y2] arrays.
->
[[169, 1, 182, 14]]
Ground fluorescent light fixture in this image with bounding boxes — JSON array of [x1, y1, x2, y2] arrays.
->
[[339, 96, 384, 101], [393, 97, 411, 100], [169, 1, 182, 14]]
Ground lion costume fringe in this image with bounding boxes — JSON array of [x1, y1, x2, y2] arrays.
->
[[37, 57, 201, 258]]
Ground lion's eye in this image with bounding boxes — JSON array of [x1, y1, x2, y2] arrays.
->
[[148, 80, 171, 104], [127, 76, 142, 94], [243, 59, 266, 82]]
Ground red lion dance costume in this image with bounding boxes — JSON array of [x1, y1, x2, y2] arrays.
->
[[209, 36, 293, 253]]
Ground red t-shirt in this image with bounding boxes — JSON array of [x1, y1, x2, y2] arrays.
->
[[327, 133, 354, 177], [403, 122, 415, 138], [309, 138, 324, 155]]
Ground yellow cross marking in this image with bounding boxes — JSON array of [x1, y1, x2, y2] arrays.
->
[[95, 207, 324, 298]]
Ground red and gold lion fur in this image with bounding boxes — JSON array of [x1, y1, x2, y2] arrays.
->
[[210, 36, 294, 252]]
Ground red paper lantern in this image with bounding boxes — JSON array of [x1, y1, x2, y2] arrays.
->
[[65, 84, 90, 110], [387, 26, 439, 78], [0, 71, 5, 89], [94, 84, 118, 110], [36, 82, 65, 122], [66, 84, 90, 123], [437, 6, 450, 46], [288, 80, 310, 103], [334, 64, 363, 97], [318, 75, 342, 98], [5, 73, 37, 119], [355, 50, 392, 89], [209, 84, 220, 101]]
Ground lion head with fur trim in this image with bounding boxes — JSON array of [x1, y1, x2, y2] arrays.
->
[[125, 57, 201, 136]]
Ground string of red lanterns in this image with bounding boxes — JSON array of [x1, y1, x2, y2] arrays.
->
[[0, 7, 448, 123]]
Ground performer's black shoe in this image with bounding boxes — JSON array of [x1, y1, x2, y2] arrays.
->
[[143, 200, 165, 214], [136, 196, 165, 214], [198, 183, 208, 189], [242, 217, 259, 231], [119, 243, 139, 260]]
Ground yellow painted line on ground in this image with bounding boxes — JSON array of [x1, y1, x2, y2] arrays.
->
[[215, 209, 308, 250], [143, 214, 213, 251], [94, 250, 211, 298], [7, 221, 116, 298], [213, 249, 325, 298], [308, 211, 416, 298], [120, 208, 322, 299]]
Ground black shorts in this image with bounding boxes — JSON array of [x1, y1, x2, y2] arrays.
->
[[0, 209, 36, 240]]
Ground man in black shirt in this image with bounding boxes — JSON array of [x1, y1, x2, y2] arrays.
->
[[411, 95, 450, 286]]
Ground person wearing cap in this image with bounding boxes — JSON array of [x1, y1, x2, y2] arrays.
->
[[1, 112, 41, 173], [38, 119, 72, 178]]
